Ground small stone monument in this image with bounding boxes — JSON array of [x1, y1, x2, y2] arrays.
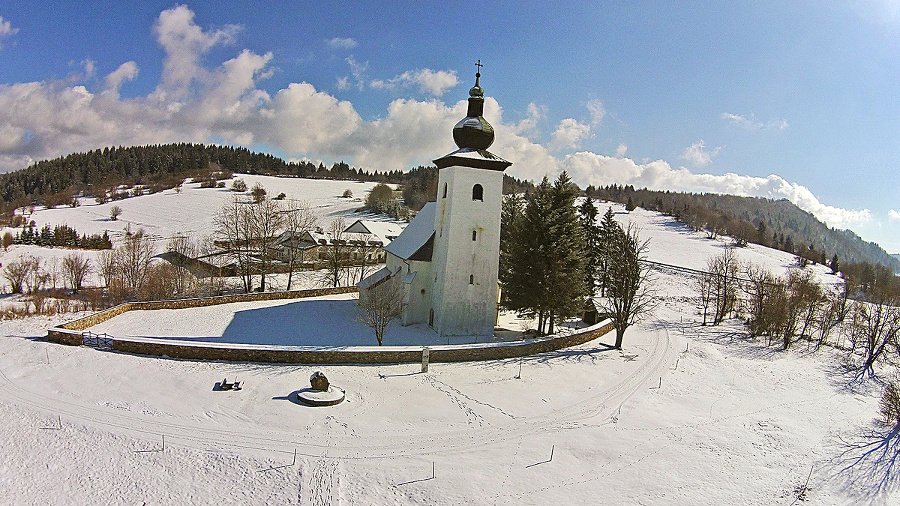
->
[[310, 371, 329, 391], [297, 371, 345, 407]]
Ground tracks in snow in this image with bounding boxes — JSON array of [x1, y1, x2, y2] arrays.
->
[[0, 327, 674, 462]]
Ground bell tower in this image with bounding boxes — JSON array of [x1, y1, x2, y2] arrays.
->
[[430, 62, 512, 337]]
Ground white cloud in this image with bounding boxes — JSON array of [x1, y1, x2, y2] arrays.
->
[[546, 100, 606, 152], [0, 5, 867, 233], [511, 102, 544, 138], [889, 209, 900, 221], [722, 112, 788, 131], [548, 118, 592, 151], [371, 69, 458, 96], [104, 61, 139, 93], [586, 99, 606, 125], [327, 37, 358, 49], [345, 57, 369, 91], [562, 152, 870, 227], [0, 16, 18, 49], [153, 5, 241, 99], [681, 140, 721, 167]]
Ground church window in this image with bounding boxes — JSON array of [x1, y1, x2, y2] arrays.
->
[[472, 184, 483, 201], [442, 183, 448, 198], [429, 309, 434, 327], [472, 230, 477, 241], [469, 274, 474, 284]]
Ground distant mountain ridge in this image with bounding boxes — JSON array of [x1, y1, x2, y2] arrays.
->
[[589, 185, 900, 273]]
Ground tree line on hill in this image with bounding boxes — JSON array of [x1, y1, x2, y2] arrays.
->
[[587, 184, 900, 275], [0, 143, 532, 226]]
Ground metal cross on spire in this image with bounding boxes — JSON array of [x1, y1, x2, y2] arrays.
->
[[475, 59, 483, 75]]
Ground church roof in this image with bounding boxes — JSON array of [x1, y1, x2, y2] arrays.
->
[[435, 64, 511, 172], [384, 201, 436, 261], [433, 148, 511, 171], [343, 219, 404, 245]]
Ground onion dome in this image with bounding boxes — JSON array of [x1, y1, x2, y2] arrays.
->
[[452, 70, 495, 151]]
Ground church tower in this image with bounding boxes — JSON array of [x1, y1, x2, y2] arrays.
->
[[430, 64, 512, 337]]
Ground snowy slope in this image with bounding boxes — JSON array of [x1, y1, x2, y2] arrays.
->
[[3, 174, 384, 244], [0, 186, 887, 505]]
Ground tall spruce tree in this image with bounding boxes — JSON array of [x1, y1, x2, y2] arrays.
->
[[597, 206, 618, 296], [578, 197, 600, 297], [544, 172, 586, 333], [500, 173, 585, 335]]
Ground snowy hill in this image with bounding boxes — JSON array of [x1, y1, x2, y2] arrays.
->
[[6, 174, 384, 245], [0, 179, 889, 505]]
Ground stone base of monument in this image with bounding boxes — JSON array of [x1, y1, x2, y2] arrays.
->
[[296, 386, 345, 406]]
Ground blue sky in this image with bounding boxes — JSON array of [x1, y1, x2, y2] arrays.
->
[[1, 1, 899, 252]]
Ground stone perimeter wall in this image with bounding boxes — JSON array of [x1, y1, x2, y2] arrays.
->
[[47, 287, 615, 364]]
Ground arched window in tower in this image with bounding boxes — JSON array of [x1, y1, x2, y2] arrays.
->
[[469, 274, 474, 284], [442, 183, 448, 198], [472, 184, 483, 201], [472, 230, 477, 241]]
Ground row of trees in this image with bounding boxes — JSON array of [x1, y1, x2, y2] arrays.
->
[[587, 184, 900, 273], [500, 173, 654, 347], [8, 224, 112, 250], [0, 143, 535, 226], [696, 249, 900, 381]]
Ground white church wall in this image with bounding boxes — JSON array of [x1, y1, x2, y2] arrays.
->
[[431, 165, 504, 336]]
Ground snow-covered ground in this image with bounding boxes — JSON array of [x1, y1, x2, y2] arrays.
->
[[5, 174, 381, 245], [0, 179, 890, 504], [87, 292, 556, 347]]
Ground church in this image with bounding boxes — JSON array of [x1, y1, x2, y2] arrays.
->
[[358, 66, 511, 337]]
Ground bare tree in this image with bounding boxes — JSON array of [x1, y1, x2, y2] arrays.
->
[[347, 233, 380, 286], [320, 218, 348, 288], [109, 205, 123, 221], [3, 254, 37, 293], [849, 292, 900, 380], [61, 252, 91, 293], [119, 226, 155, 296], [1, 231, 12, 251], [165, 233, 199, 296], [215, 195, 255, 293], [250, 182, 267, 203], [249, 197, 283, 291], [816, 284, 850, 349], [281, 201, 317, 291], [97, 248, 119, 289], [706, 248, 741, 325], [694, 270, 716, 326], [357, 274, 403, 345], [22, 255, 42, 294], [597, 224, 656, 349]]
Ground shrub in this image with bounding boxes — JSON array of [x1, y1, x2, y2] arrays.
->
[[231, 179, 247, 192], [879, 380, 900, 428]]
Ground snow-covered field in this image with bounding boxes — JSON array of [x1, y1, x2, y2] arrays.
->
[[0, 177, 890, 504]]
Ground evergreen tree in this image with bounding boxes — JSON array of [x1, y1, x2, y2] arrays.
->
[[597, 207, 618, 296], [500, 173, 586, 335], [543, 172, 586, 333], [578, 197, 600, 297], [502, 178, 553, 332]]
